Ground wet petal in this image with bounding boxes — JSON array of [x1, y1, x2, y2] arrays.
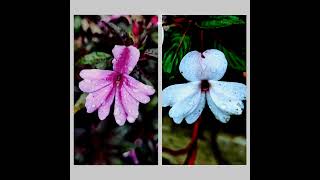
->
[[120, 86, 139, 123], [85, 83, 114, 113], [208, 86, 244, 116], [206, 92, 231, 123], [185, 93, 206, 124], [209, 80, 246, 100], [79, 79, 112, 93], [80, 69, 115, 80], [172, 116, 184, 124], [162, 81, 200, 107], [168, 89, 201, 124], [114, 87, 127, 126], [123, 74, 155, 95], [123, 83, 151, 104], [112, 45, 140, 74], [179, 49, 228, 81], [98, 87, 116, 120]]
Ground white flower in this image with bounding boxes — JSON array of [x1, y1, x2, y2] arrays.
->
[[162, 49, 246, 124]]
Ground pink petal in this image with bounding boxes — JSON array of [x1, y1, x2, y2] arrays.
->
[[123, 74, 155, 95], [112, 45, 140, 74], [123, 83, 151, 104], [98, 87, 116, 120], [80, 69, 116, 80], [114, 86, 127, 126], [85, 83, 114, 113], [120, 86, 139, 123], [79, 79, 112, 93]]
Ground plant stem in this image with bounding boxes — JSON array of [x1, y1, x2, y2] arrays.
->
[[184, 116, 201, 164], [162, 116, 202, 164], [200, 29, 204, 53]]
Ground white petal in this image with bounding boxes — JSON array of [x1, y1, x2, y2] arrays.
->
[[179, 49, 228, 81], [162, 81, 200, 107], [209, 86, 244, 115], [172, 116, 184, 124], [168, 90, 201, 122], [185, 93, 206, 124], [210, 80, 246, 100], [206, 92, 230, 123]]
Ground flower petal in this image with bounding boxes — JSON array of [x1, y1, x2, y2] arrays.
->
[[172, 116, 184, 124], [206, 92, 231, 123], [98, 87, 116, 120], [80, 69, 116, 80], [79, 79, 112, 93], [208, 85, 245, 116], [209, 80, 246, 100], [162, 82, 201, 124], [114, 87, 127, 126], [185, 93, 206, 124], [179, 49, 228, 81], [85, 83, 114, 113], [162, 81, 200, 107], [120, 86, 139, 123], [123, 83, 151, 104], [123, 74, 155, 95], [168, 88, 201, 123], [112, 45, 140, 74]]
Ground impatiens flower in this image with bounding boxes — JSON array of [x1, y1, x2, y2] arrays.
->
[[79, 45, 155, 126], [162, 49, 246, 124]]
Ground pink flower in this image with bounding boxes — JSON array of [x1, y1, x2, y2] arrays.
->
[[79, 45, 155, 126], [150, 16, 158, 26]]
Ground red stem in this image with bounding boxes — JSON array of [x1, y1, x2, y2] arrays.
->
[[162, 116, 202, 164], [200, 29, 204, 53], [184, 117, 201, 164]]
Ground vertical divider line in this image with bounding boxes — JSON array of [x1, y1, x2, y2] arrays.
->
[[158, 14, 163, 165], [70, 13, 74, 168], [246, 14, 250, 167]]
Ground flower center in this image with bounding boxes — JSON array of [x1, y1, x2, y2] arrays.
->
[[201, 80, 210, 92], [115, 74, 123, 86], [201, 52, 205, 58]]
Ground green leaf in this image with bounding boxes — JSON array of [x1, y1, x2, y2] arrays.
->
[[198, 15, 245, 29], [76, 52, 112, 69], [212, 41, 246, 71], [74, 16, 82, 33], [151, 31, 158, 44], [107, 22, 127, 39], [163, 30, 191, 76], [121, 142, 137, 151], [74, 93, 87, 114]]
